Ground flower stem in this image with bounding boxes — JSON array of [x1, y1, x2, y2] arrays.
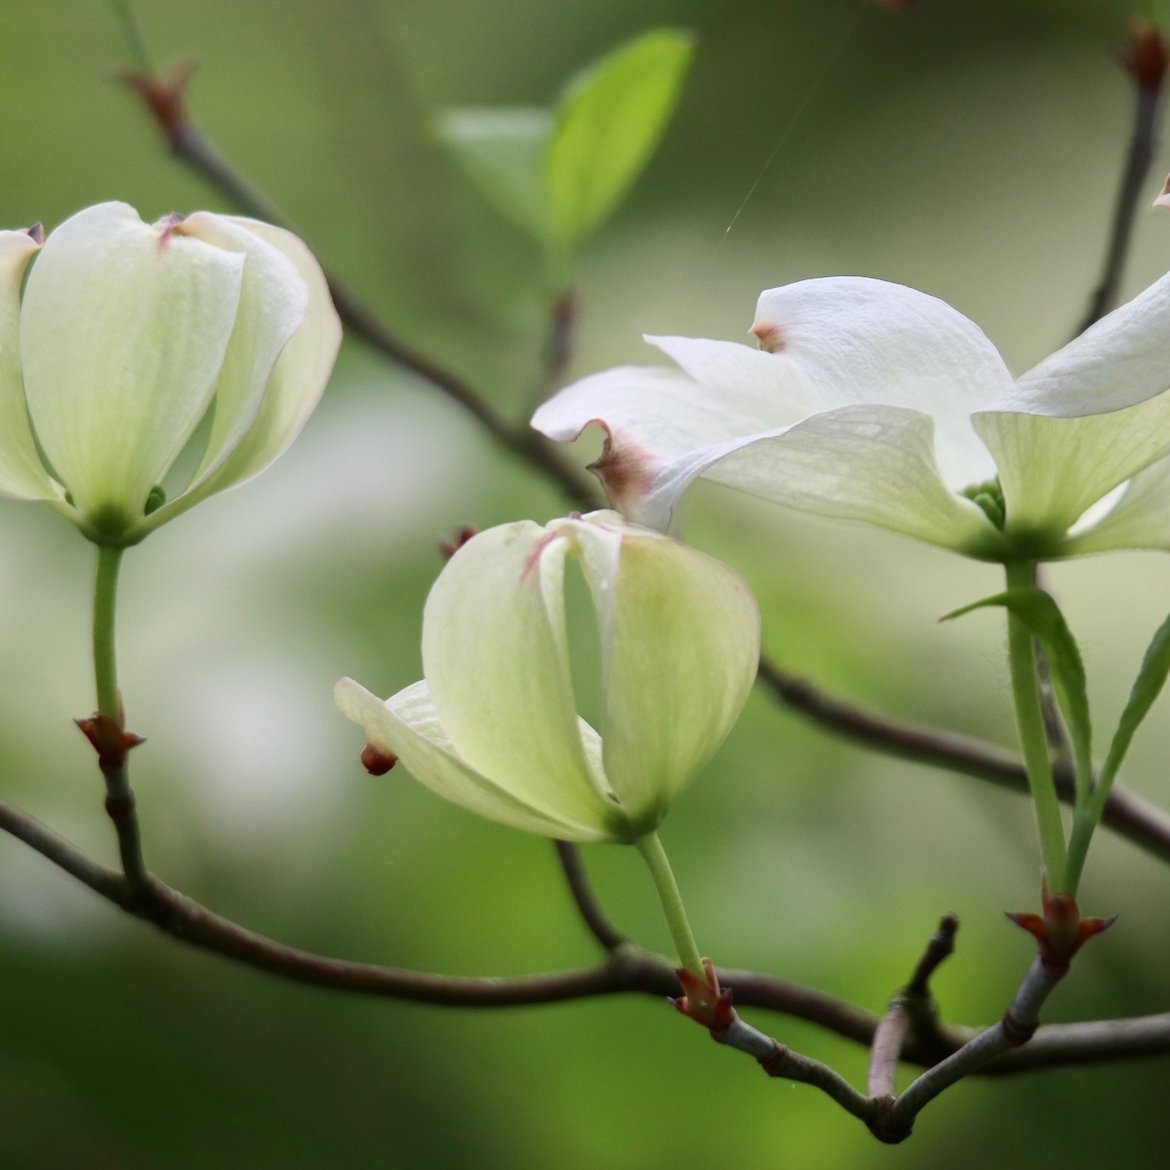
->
[[635, 831, 705, 978], [1004, 561, 1069, 891], [93, 546, 125, 719], [91, 545, 147, 888], [1065, 808, 1101, 895]]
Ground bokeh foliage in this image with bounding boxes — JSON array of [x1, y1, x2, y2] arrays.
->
[[1, 0, 1169, 1166]]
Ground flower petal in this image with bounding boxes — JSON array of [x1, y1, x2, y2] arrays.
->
[[534, 277, 1010, 535], [567, 515, 759, 830], [185, 219, 340, 493], [421, 520, 618, 832], [645, 335, 813, 423], [748, 278, 1012, 487], [635, 404, 999, 549], [20, 203, 245, 533], [532, 363, 742, 519], [335, 678, 609, 840], [173, 215, 308, 482], [974, 389, 1170, 540], [1007, 269, 1170, 415], [0, 230, 57, 500], [1066, 454, 1170, 554]]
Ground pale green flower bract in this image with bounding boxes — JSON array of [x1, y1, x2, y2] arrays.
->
[[335, 512, 761, 843], [0, 202, 341, 546]]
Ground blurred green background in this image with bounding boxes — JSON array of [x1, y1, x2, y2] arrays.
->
[[2, 0, 1169, 1166]]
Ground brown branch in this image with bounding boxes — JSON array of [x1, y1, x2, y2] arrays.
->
[[3, 795, 1169, 1075], [553, 840, 628, 951], [882, 956, 1064, 1140], [755, 657, 1170, 865], [0, 797, 671, 1006], [531, 290, 578, 413], [1072, 21, 1167, 338], [867, 1001, 910, 1102], [867, 914, 959, 1099], [716, 1017, 874, 1124]]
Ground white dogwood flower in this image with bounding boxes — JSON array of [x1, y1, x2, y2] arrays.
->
[[336, 512, 760, 842], [533, 275, 1170, 560], [0, 201, 340, 546]]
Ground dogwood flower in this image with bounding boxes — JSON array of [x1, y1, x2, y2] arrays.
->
[[0, 201, 340, 546], [335, 512, 760, 843], [532, 275, 1170, 561]]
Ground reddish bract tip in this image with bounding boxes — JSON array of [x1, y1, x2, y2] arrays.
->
[[587, 428, 655, 515], [121, 61, 197, 143], [75, 712, 145, 771], [438, 526, 476, 561], [25, 223, 45, 245], [156, 212, 186, 255], [671, 958, 736, 1032], [1124, 21, 1170, 95], [1007, 883, 1117, 973], [360, 743, 398, 776]]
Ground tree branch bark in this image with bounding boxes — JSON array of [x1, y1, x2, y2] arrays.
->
[[2, 795, 1167, 1075]]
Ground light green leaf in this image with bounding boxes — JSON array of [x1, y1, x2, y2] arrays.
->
[[944, 587, 1092, 796], [438, 108, 553, 240], [546, 29, 695, 249], [1066, 609, 1170, 890], [1097, 611, 1170, 809]]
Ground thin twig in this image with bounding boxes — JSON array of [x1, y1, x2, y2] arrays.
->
[[0, 797, 670, 1005], [883, 956, 1063, 1139], [531, 290, 578, 412], [755, 656, 1170, 864], [867, 914, 959, 1099], [102, 759, 148, 887], [1072, 22, 1167, 338], [716, 1016, 874, 1124], [2, 795, 1169, 1073], [553, 841, 627, 951], [906, 913, 960, 996], [866, 1003, 909, 1102]]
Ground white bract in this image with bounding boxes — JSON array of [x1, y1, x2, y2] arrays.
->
[[533, 275, 1170, 561], [0, 202, 341, 546], [335, 512, 760, 842]]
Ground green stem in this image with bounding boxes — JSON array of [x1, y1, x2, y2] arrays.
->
[[1004, 561, 1069, 891], [1064, 812, 1096, 894], [108, 0, 154, 71], [93, 545, 124, 719], [91, 545, 147, 888], [634, 831, 704, 978]]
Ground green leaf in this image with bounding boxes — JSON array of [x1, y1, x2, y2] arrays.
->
[[944, 587, 1092, 796], [438, 108, 554, 240], [546, 29, 695, 249], [1065, 610, 1170, 892], [1097, 611, 1170, 806]]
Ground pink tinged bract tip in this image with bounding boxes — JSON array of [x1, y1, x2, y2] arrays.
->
[[750, 322, 786, 353]]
